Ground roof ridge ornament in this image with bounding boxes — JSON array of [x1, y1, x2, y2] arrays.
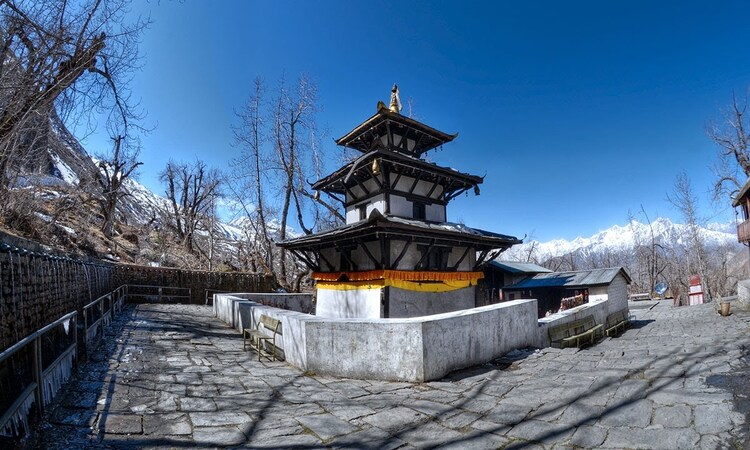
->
[[389, 84, 402, 114]]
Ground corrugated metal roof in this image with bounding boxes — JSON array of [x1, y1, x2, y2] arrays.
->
[[488, 260, 552, 274], [505, 267, 631, 289]]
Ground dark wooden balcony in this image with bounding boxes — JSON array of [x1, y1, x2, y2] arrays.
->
[[737, 219, 750, 243]]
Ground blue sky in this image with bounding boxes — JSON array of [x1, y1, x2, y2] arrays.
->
[[78, 1, 750, 242]]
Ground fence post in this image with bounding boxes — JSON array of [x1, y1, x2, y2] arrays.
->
[[99, 298, 104, 339], [158, 287, 162, 303], [32, 337, 44, 416], [72, 313, 78, 369]]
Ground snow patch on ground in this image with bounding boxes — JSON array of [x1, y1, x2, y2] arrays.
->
[[50, 154, 79, 185]]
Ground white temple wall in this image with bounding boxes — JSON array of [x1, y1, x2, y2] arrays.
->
[[387, 286, 476, 318], [345, 194, 386, 224], [426, 203, 446, 222], [316, 287, 382, 319], [390, 195, 412, 218]]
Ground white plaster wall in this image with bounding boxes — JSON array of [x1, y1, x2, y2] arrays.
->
[[390, 195, 412, 218], [390, 194, 445, 221], [345, 195, 386, 224], [426, 203, 446, 222], [305, 318, 425, 380], [213, 294, 250, 328], [589, 286, 609, 302], [388, 286, 475, 318], [606, 274, 629, 313], [345, 208, 358, 224], [420, 300, 538, 380], [316, 287, 382, 319], [215, 294, 623, 382]]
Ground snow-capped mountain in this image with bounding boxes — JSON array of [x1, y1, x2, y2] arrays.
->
[[504, 218, 741, 262]]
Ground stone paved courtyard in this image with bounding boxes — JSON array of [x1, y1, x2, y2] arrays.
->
[[27, 300, 750, 449]]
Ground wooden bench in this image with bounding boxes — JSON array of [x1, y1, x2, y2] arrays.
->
[[604, 309, 631, 337], [548, 315, 602, 349], [629, 293, 651, 301], [243, 314, 281, 361]]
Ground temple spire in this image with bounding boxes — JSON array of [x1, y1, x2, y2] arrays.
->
[[389, 84, 402, 113]]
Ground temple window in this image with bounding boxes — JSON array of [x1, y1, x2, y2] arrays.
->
[[413, 201, 426, 220]]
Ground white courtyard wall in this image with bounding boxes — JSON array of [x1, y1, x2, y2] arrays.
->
[[215, 294, 539, 382]]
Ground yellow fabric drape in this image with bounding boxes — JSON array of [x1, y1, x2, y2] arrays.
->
[[313, 270, 483, 292], [312, 270, 484, 282]]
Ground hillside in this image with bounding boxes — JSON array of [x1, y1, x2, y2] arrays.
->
[[0, 112, 252, 269]]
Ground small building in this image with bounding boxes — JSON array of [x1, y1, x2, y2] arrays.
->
[[278, 86, 521, 319], [502, 267, 631, 318], [732, 177, 750, 245], [480, 261, 552, 303]]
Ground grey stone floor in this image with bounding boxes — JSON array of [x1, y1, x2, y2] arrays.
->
[[26, 300, 750, 449]]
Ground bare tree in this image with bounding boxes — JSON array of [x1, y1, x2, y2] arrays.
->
[[160, 160, 221, 254], [0, 0, 147, 189], [231, 77, 275, 274], [708, 93, 750, 201], [667, 171, 710, 302], [230, 75, 342, 290], [87, 135, 141, 238], [627, 206, 668, 294]]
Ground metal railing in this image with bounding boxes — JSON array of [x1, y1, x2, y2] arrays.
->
[[0, 311, 77, 437], [124, 284, 191, 304], [83, 285, 127, 351], [0, 283, 200, 439], [0, 285, 127, 438]]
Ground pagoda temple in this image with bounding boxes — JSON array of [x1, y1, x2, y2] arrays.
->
[[278, 85, 521, 319]]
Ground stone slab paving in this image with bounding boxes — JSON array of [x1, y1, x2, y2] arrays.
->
[[26, 300, 750, 449]]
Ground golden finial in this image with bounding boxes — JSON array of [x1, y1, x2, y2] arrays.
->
[[389, 84, 402, 113]]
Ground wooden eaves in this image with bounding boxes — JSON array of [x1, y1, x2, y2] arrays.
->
[[336, 106, 458, 157], [277, 213, 521, 272], [311, 149, 482, 202]]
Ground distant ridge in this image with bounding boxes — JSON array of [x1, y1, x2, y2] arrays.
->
[[503, 218, 741, 262]]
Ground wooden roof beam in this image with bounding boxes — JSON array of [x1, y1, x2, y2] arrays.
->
[[392, 237, 413, 269], [358, 242, 381, 270]]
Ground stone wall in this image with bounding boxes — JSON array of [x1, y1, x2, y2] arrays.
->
[[0, 238, 114, 353], [113, 264, 274, 305]]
